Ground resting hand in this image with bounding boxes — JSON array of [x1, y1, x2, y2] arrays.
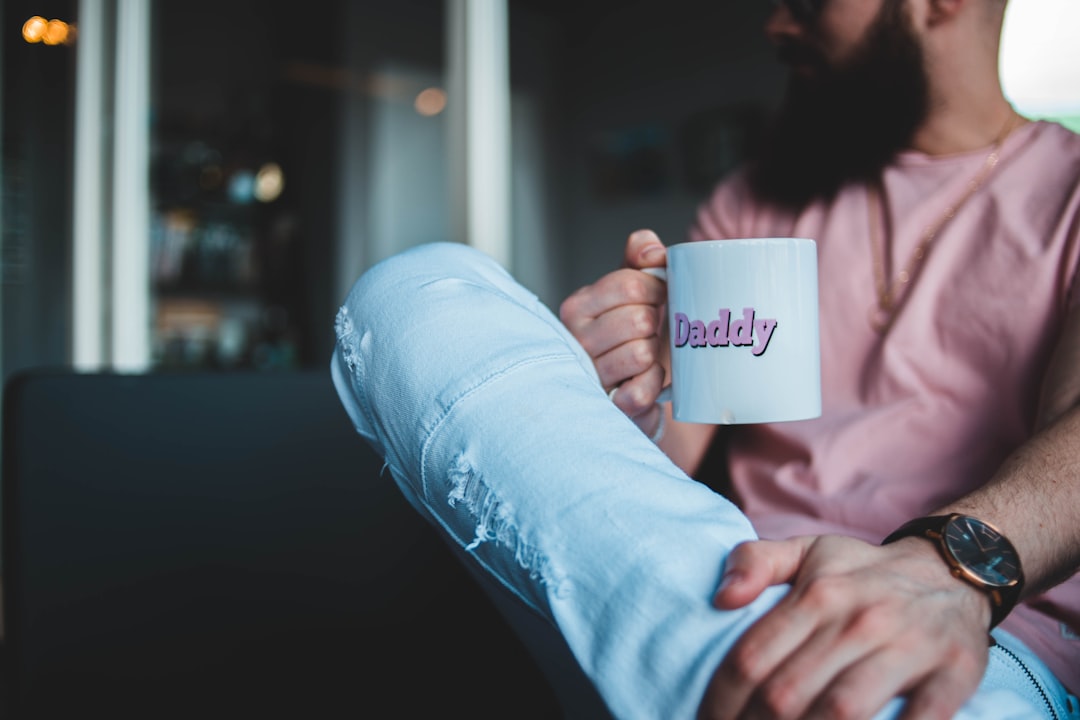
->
[[700, 535, 993, 720], [560, 229, 668, 435]]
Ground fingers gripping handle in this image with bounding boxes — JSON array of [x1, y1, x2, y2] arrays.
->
[[639, 267, 667, 282], [640, 266, 672, 404]]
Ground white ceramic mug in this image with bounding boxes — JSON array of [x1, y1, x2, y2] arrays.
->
[[645, 237, 821, 424]]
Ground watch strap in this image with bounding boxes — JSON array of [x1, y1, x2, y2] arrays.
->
[[881, 515, 949, 546]]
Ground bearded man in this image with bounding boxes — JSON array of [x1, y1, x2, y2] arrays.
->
[[333, 1, 1080, 717]]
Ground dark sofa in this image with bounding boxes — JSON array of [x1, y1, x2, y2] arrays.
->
[[1, 369, 564, 719]]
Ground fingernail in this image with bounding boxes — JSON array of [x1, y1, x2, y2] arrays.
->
[[717, 570, 742, 593], [641, 244, 664, 262]]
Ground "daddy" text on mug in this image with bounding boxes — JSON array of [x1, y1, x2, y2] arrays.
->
[[672, 307, 777, 357]]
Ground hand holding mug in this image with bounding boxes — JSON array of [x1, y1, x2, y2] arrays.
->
[[559, 230, 670, 431]]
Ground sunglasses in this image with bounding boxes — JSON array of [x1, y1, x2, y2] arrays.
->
[[773, 0, 828, 23]]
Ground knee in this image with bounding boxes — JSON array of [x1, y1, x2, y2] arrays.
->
[[340, 241, 514, 324]]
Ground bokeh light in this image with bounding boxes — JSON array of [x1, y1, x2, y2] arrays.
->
[[42, 19, 70, 45], [23, 17, 75, 46], [414, 87, 447, 117], [22, 16, 47, 43], [227, 171, 256, 205], [254, 163, 285, 203]]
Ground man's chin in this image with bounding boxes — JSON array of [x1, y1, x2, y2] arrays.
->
[[744, 113, 887, 210]]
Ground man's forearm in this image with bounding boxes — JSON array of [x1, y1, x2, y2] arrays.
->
[[942, 402, 1080, 597]]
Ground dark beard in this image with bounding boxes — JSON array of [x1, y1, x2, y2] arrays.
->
[[746, 0, 929, 210]]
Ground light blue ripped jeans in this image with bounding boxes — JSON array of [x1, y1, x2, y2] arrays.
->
[[330, 241, 1079, 720]]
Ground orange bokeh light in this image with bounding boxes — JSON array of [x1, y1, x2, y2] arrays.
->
[[22, 16, 47, 43], [414, 87, 447, 117], [42, 19, 69, 46]]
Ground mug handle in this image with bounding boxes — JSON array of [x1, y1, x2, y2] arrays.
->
[[639, 267, 672, 404]]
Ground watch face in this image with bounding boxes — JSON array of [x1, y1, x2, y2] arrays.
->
[[943, 515, 1021, 588]]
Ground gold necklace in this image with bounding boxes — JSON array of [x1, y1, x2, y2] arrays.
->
[[867, 112, 1022, 334]]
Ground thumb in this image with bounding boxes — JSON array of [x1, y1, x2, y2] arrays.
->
[[624, 229, 667, 270], [713, 537, 811, 610]]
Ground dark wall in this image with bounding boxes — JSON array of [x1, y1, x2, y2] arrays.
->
[[1, 0, 78, 384], [517, 1, 787, 300]]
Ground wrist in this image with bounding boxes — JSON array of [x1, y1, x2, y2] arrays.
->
[[886, 536, 995, 628]]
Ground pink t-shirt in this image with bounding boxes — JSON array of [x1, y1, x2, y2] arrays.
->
[[690, 120, 1080, 692]]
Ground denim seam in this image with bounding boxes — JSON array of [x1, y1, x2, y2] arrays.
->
[[431, 352, 579, 424]]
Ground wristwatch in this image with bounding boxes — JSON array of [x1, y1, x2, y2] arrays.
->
[[881, 513, 1025, 629]]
